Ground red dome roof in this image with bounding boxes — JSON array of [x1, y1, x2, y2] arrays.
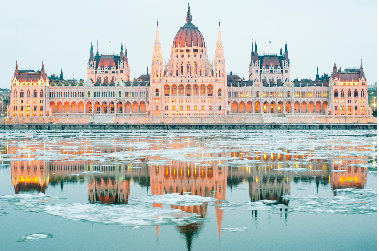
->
[[173, 6, 205, 48]]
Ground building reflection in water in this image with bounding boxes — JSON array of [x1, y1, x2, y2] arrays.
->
[[5, 139, 371, 250]]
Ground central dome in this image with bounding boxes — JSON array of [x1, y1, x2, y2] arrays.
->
[[173, 5, 205, 48]]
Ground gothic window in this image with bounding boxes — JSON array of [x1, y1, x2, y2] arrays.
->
[[164, 85, 170, 96], [341, 90, 344, 97], [33, 90, 37, 98], [200, 85, 206, 95], [186, 85, 191, 96], [334, 90, 338, 98], [179, 84, 184, 95], [194, 84, 199, 94], [40, 90, 43, 98], [195, 63, 197, 75], [14, 91, 17, 98], [181, 64, 183, 75], [171, 85, 177, 95], [256, 91, 260, 98], [155, 88, 159, 97], [218, 89, 222, 97], [361, 90, 365, 97], [348, 89, 351, 97], [27, 90, 30, 98], [354, 89, 358, 97], [187, 63, 191, 76], [207, 85, 213, 96]]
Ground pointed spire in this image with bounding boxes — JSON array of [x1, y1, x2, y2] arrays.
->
[[186, 3, 192, 22], [156, 225, 160, 240], [147, 66, 149, 75], [154, 21, 161, 47], [42, 61, 44, 70], [360, 58, 363, 68], [217, 20, 222, 43], [97, 40, 99, 53], [285, 42, 288, 52], [121, 42, 123, 52], [90, 41, 93, 52], [15, 60, 18, 70], [255, 40, 257, 53]]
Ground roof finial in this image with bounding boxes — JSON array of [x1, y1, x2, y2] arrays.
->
[[157, 20, 158, 27], [219, 20, 220, 27], [42, 61, 44, 70], [16, 60, 18, 70], [186, 3, 192, 22], [361, 58, 362, 68], [97, 40, 98, 53]]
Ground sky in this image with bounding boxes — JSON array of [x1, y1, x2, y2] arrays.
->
[[0, 0, 377, 89]]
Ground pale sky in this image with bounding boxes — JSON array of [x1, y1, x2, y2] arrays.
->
[[0, 0, 376, 89]]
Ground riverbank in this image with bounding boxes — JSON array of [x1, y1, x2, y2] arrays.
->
[[1, 123, 377, 130]]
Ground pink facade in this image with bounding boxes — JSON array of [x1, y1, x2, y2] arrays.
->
[[7, 5, 374, 124], [10, 61, 47, 118], [326, 62, 371, 116]]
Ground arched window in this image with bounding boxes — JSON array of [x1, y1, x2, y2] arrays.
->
[[155, 88, 159, 97], [354, 89, 358, 97], [180, 64, 183, 75], [207, 85, 213, 96], [194, 84, 199, 94], [194, 63, 197, 75], [187, 63, 191, 76], [171, 85, 177, 95], [20, 90, 24, 98], [348, 89, 351, 97], [334, 90, 338, 98], [200, 85, 206, 95], [361, 89, 365, 97], [179, 84, 184, 95], [40, 90, 43, 98], [218, 88, 222, 97], [341, 90, 344, 98], [33, 90, 37, 98], [27, 90, 30, 98], [219, 70, 221, 77], [186, 85, 191, 96], [164, 85, 170, 96], [14, 91, 17, 98]]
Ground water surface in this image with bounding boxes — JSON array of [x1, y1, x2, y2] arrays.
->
[[0, 130, 376, 251]]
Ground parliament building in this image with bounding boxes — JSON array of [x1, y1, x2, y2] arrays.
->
[[8, 5, 373, 124]]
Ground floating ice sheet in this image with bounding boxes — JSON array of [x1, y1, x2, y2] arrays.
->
[[0, 194, 204, 227], [18, 233, 53, 242]]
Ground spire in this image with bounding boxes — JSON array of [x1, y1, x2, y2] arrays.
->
[[155, 21, 161, 45], [360, 58, 363, 68], [285, 42, 287, 52], [15, 60, 18, 70], [156, 225, 160, 240], [60, 68, 63, 80], [121, 42, 123, 52], [255, 40, 257, 53], [216, 207, 224, 239], [42, 61, 44, 70], [186, 3, 192, 22], [147, 66, 149, 75], [90, 41, 93, 52], [97, 40, 99, 54], [217, 20, 222, 43]]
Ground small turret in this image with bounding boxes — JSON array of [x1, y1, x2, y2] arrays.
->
[[60, 68, 64, 80]]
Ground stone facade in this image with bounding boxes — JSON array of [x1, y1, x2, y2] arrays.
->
[[7, 5, 374, 124]]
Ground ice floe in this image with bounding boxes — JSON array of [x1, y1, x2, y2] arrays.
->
[[18, 233, 53, 242]]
